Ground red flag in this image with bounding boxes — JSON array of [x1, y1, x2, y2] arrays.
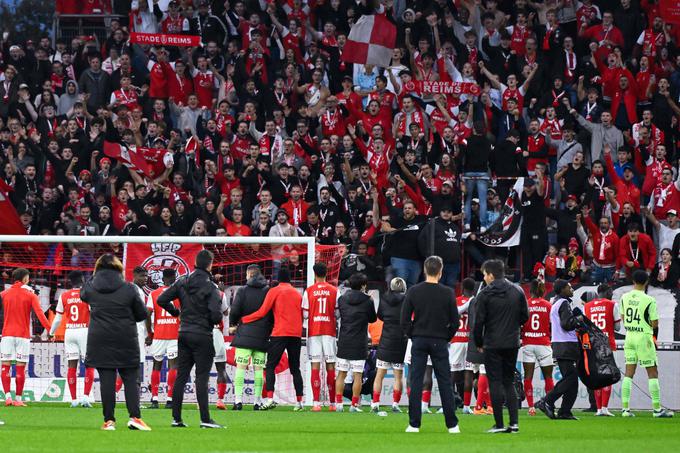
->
[[0, 179, 26, 235], [342, 14, 396, 68], [123, 242, 203, 293], [104, 141, 174, 179], [129, 32, 202, 47], [185, 136, 201, 164], [660, 0, 680, 24]]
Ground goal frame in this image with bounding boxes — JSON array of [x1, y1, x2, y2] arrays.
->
[[0, 235, 317, 288]]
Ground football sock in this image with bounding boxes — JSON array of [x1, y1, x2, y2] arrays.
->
[[351, 396, 359, 406], [267, 391, 274, 399], [67, 367, 78, 400], [476, 374, 489, 409], [115, 376, 123, 392], [217, 383, 227, 400], [15, 364, 25, 397], [326, 369, 336, 403], [335, 393, 343, 404], [311, 369, 321, 402], [393, 390, 402, 404], [622, 376, 632, 410], [422, 390, 431, 404], [544, 377, 555, 393], [594, 389, 602, 409], [261, 372, 268, 398], [372, 391, 380, 403], [649, 378, 661, 411], [234, 368, 245, 404], [296, 395, 303, 403], [463, 391, 472, 407], [167, 368, 176, 399], [253, 371, 263, 403], [601, 385, 611, 408], [150, 370, 160, 399], [523, 379, 534, 407], [1, 364, 11, 394], [84, 367, 94, 397]]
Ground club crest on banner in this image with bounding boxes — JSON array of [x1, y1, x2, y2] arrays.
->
[[124, 243, 203, 293]]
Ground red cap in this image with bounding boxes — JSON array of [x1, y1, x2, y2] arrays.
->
[[99, 157, 111, 166], [568, 237, 579, 249]]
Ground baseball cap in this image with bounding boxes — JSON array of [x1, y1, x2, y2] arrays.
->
[[667, 209, 678, 217], [566, 194, 577, 202], [19, 83, 29, 90], [568, 237, 579, 249]]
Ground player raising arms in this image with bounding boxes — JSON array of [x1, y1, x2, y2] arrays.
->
[[520, 280, 554, 416], [371, 277, 407, 414], [303, 263, 338, 412], [620, 270, 673, 418], [49, 271, 94, 408], [146, 269, 180, 410], [1, 268, 51, 406], [449, 278, 476, 415], [583, 284, 620, 417]]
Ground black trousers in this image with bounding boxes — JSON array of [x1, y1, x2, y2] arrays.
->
[[521, 231, 547, 279], [266, 336, 303, 396], [172, 332, 215, 423], [408, 336, 459, 429], [97, 367, 140, 422], [484, 348, 520, 428], [544, 359, 578, 416]]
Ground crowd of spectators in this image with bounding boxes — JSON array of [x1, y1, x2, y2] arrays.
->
[[3, 0, 680, 290]]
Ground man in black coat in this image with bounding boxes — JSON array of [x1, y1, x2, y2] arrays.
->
[[371, 277, 408, 413], [158, 250, 224, 429], [401, 256, 460, 433], [473, 260, 529, 433], [334, 273, 377, 412], [228, 265, 271, 411]]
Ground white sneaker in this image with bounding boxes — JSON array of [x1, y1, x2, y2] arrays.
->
[[448, 425, 461, 434], [600, 408, 614, 417], [293, 402, 304, 412], [422, 403, 432, 414], [349, 405, 363, 413], [462, 406, 473, 414], [436, 407, 444, 414], [70, 400, 79, 408], [391, 404, 402, 413], [336, 404, 344, 412], [621, 409, 635, 417], [80, 397, 93, 408], [653, 408, 674, 418], [405, 425, 420, 433]]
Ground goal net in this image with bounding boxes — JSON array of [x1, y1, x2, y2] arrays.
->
[[0, 235, 344, 405]]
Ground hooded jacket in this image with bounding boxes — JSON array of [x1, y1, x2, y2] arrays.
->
[[157, 268, 223, 337], [81, 269, 148, 368], [57, 80, 79, 116], [473, 279, 529, 350], [337, 289, 377, 361], [376, 291, 408, 363], [229, 274, 272, 351], [417, 217, 462, 264]]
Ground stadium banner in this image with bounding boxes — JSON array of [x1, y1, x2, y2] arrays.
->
[[129, 32, 201, 47], [103, 141, 174, 179], [477, 178, 524, 247], [0, 179, 25, 235], [123, 242, 203, 292], [403, 80, 481, 96], [660, 0, 680, 24]]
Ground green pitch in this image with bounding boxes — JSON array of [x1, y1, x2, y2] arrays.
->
[[0, 404, 677, 452]]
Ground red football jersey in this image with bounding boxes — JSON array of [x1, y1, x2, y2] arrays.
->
[[452, 296, 470, 343], [522, 297, 552, 346], [147, 286, 180, 340], [1, 282, 51, 338], [57, 288, 90, 329], [584, 298, 619, 350], [303, 282, 338, 337]]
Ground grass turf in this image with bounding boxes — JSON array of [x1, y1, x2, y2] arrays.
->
[[0, 403, 677, 452]]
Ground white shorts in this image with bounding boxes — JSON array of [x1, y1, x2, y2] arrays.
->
[[470, 363, 486, 374], [137, 323, 147, 362], [64, 328, 88, 361], [150, 339, 178, 361], [213, 329, 226, 363], [448, 342, 473, 372], [520, 344, 554, 367], [0, 336, 30, 362], [404, 340, 432, 366], [336, 358, 365, 373], [307, 335, 337, 363], [376, 360, 404, 371]]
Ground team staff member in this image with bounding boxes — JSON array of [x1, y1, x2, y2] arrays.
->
[[228, 264, 271, 411], [401, 256, 460, 434], [80, 255, 149, 431], [473, 260, 529, 434], [334, 273, 377, 413], [536, 279, 582, 421], [241, 267, 304, 411], [158, 249, 224, 429], [1, 268, 52, 407]]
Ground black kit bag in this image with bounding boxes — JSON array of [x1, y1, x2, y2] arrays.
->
[[576, 317, 621, 389]]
